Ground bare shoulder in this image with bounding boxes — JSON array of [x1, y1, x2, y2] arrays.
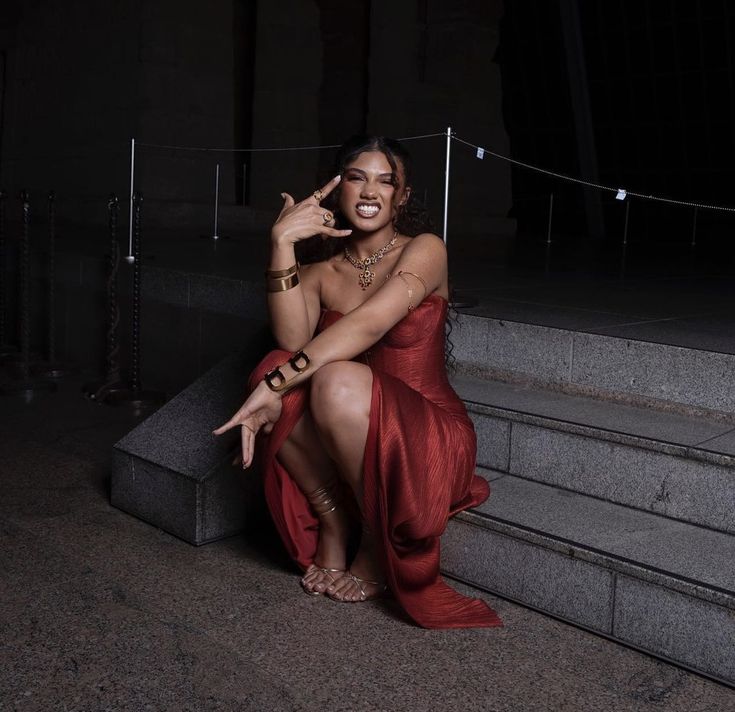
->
[[300, 260, 331, 279], [401, 232, 447, 259]]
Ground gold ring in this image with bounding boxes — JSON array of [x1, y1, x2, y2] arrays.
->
[[322, 211, 333, 224], [313, 189, 323, 202]]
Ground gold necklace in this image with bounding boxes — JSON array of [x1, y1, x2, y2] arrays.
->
[[344, 231, 398, 290]]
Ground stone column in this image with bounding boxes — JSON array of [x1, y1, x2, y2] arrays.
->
[[367, 0, 514, 253], [248, 0, 322, 209]]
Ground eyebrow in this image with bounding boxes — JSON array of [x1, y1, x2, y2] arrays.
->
[[344, 167, 395, 178]]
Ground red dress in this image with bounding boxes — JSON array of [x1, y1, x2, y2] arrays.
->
[[249, 294, 502, 629]]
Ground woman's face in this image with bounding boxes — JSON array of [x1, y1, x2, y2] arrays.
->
[[338, 150, 409, 231]]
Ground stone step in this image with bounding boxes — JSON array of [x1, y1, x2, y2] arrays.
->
[[111, 352, 266, 545], [452, 373, 735, 534], [441, 471, 735, 686], [452, 312, 735, 416]]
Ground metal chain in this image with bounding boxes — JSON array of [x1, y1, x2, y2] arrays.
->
[[47, 191, 56, 364], [105, 194, 120, 384], [0, 190, 6, 348], [19, 190, 30, 379]]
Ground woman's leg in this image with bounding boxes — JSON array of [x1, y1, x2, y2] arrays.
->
[[276, 409, 352, 593], [308, 361, 384, 602]]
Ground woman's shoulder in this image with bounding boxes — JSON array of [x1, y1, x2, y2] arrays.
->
[[300, 254, 342, 287], [402, 232, 447, 257]]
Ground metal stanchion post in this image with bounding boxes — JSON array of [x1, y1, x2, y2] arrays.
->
[[445, 128, 478, 310], [1, 191, 55, 397], [105, 192, 165, 410], [34, 191, 72, 378], [0, 189, 15, 358], [544, 192, 554, 277], [83, 195, 127, 400], [619, 200, 630, 281], [690, 206, 698, 249]]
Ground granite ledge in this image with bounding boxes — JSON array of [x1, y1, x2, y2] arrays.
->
[[453, 509, 735, 611], [463, 401, 735, 470]]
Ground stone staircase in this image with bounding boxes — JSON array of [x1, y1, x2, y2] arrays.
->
[[111, 277, 735, 686], [443, 313, 735, 686]]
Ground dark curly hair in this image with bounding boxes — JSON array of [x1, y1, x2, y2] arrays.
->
[[295, 135, 456, 370], [296, 135, 435, 265]]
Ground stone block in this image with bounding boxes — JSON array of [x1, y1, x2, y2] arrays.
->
[[442, 519, 614, 632], [189, 273, 245, 316], [142, 265, 189, 307], [454, 315, 573, 383], [453, 373, 731, 448], [614, 576, 735, 684], [139, 300, 200, 396], [473, 475, 735, 598], [571, 332, 735, 413], [467, 410, 510, 471], [451, 313, 488, 370], [509, 422, 735, 534], [112, 352, 267, 545]]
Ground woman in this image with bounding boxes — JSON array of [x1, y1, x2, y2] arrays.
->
[[214, 136, 501, 629]]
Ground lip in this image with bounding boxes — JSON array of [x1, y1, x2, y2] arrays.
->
[[354, 202, 381, 218]]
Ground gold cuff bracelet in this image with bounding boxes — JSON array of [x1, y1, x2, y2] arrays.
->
[[266, 272, 300, 292]]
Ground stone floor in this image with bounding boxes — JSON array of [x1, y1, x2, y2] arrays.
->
[[1, 377, 733, 712]]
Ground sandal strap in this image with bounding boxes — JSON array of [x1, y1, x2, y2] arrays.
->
[[305, 479, 341, 518], [345, 571, 385, 601]]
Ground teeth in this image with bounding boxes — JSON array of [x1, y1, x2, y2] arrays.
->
[[356, 204, 379, 217]]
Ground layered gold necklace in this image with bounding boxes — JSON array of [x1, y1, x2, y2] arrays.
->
[[344, 231, 398, 290]]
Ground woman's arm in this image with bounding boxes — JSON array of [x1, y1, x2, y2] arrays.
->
[[267, 175, 352, 350], [214, 234, 446, 465]]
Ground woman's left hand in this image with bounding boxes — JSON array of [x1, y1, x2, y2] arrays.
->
[[212, 381, 283, 468]]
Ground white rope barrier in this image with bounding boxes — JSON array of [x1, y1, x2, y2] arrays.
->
[[123, 128, 735, 260], [451, 134, 735, 214], [125, 131, 448, 260]]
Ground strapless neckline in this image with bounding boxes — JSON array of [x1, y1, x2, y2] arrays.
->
[[322, 292, 448, 318]]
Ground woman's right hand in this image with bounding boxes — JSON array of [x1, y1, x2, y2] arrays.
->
[[271, 174, 353, 246], [212, 380, 284, 469]]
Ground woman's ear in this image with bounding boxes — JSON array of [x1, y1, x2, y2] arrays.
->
[[400, 187, 412, 206]]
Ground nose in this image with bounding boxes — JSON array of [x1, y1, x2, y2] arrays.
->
[[360, 181, 377, 199]]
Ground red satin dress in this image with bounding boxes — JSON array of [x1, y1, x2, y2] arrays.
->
[[249, 294, 502, 629]]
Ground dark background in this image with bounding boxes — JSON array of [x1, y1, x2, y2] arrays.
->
[[1, 0, 734, 267]]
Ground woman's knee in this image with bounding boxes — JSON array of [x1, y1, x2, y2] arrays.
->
[[310, 362, 372, 427]]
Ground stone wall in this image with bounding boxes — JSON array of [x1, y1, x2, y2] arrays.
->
[[0, 0, 513, 252]]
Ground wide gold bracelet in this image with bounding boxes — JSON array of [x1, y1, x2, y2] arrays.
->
[[288, 350, 311, 373], [266, 272, 300, 292], [263, 350, 311, 393], [266, 263, 298, 279]]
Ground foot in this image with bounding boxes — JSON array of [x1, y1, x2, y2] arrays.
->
[[326, 570, 387, 602], [326, 532, 386, 602], [300, 503, 351, 596]]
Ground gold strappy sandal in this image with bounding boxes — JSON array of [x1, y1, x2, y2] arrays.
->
[[327, 570, 387, 603], [300, 479, 346, 596]]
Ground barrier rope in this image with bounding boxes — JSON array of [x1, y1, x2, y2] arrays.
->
[[452, 133, 735, 214], [136, 132, 447, 153]]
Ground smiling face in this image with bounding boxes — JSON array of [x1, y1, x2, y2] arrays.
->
[[337, 150, 410, 231]]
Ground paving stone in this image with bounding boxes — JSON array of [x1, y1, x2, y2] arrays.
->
[[443, 519, 615, 632], [571, 332, 735, 413], [455, 315, 573, 382], [614, 576, 735, 685], [468, 411, 510, 471], [508, 422, 735, 533]]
